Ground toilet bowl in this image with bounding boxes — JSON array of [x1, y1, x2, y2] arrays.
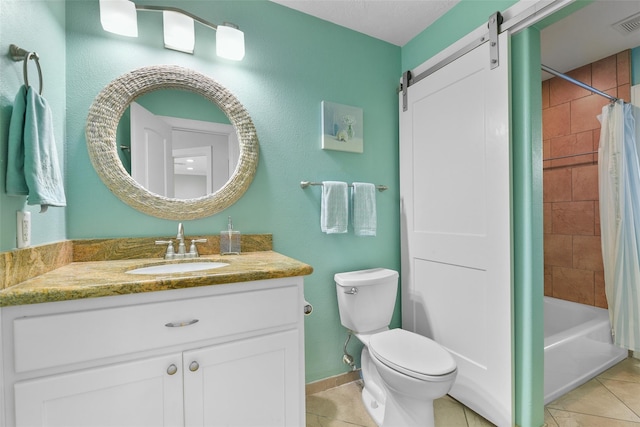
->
[[335, 268, 457, 427], [368, 328, 457, 426]]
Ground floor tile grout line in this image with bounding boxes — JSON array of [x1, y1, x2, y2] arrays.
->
[[546, 377, 620, 414], [546, 407, 561, 427], [596, 376, 640, 421], [462, 407, 471, 427], [597, 374, 640, 384], [545, 407, 557, 427], [548, 407, 640, 425], [307, 413, 370, 427]]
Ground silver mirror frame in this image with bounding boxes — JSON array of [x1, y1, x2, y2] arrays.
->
[[86, 65, 258, 220]]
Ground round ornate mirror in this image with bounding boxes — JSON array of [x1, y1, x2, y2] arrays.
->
[[86, 65, 258, 220]]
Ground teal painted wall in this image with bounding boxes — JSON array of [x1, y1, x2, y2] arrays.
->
[[0, 0, 67, 250], [62, 0, 400, 383]]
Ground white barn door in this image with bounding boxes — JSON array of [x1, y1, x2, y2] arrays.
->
[[400, 32, 512, 426]]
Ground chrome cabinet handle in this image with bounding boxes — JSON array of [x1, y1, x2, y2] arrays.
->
[[167, 364, 178, 375], [165, 319, 199, 328], [344, 287, 358, 295], [189, 361, 200, 372]]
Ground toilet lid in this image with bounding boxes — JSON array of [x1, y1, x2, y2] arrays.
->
[[369, 329, 456, 378]]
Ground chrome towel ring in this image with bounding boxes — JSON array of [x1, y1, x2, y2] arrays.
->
[[9, 44, 43, 95]]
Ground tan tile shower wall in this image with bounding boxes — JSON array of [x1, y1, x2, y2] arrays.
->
[[542, 51, 631, 309]]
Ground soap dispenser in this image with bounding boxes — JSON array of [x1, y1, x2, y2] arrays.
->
[[220, 216, 241, 255]]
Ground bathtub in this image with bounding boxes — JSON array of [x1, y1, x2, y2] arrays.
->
[[544, 296, 628, 404]]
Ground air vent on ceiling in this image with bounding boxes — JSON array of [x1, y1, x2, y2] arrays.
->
[[612, 12, 640, 35]]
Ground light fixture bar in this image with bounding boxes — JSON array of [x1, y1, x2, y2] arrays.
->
[[135, 5, 218, 31]]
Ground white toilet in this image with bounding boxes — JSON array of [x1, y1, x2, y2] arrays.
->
[[335, 268, 457, 427]]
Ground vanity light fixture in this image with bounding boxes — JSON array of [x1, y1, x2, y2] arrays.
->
[[98, 0, 245, 60], [162, 10, 195, 54], [215, 23, 245, 61], [99, 0, 138, 37]]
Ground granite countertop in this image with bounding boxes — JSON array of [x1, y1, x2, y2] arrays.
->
[[0, 251, 313, 307]]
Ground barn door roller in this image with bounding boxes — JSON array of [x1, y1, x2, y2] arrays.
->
[[401, 11, 503, 112]]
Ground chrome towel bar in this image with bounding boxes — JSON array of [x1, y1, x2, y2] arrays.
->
[[300, 181, 388, 192]]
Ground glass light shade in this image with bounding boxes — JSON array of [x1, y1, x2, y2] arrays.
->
[[99, 0, 138, 37], [163, 11, 195, 54], [216, 24, 245, 61]]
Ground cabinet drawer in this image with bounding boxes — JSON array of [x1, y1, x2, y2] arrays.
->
[[13, 285, 299, 373]]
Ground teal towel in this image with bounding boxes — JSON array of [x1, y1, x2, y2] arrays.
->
[[321, 181, 348, 234], [6, 85, 28, 195], [6, 86, 66, 211], [352, 182, 377, 236]]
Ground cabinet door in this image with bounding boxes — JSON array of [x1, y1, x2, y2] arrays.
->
[[14, 353, 184, 427], [183, 330, 302, 427]]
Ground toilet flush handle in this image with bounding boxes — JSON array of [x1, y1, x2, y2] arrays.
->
[[344, 287, 358, 295]]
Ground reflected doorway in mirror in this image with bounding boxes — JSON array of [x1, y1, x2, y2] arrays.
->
[[130, 102, 239, 199]]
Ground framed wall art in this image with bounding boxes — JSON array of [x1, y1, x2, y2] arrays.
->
[[321, 101, 363, 153]]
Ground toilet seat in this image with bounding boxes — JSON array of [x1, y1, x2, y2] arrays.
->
[[369, 329, 456, 382]]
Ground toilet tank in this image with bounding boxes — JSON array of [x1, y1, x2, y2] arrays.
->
[[335, 268, 399, 333]]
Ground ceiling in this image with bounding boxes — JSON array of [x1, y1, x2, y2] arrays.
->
[[270, 0, 459, 47], [540, 0, 640, 76], [271, 0, 640, 77]]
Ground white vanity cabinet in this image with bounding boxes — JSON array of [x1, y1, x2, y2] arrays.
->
[[0, 277, 305, 427]]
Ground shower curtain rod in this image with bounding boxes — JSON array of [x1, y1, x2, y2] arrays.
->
[[542, 64, 618, 102]]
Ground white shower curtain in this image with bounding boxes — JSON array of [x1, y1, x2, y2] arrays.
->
[[599, 101, 640, 352]]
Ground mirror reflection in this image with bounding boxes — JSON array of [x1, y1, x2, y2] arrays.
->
[[117, 89, 239, 199]]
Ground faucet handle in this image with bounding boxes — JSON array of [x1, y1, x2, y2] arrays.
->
[[187, 239, 207, 258], [155, 240, 175, 259]]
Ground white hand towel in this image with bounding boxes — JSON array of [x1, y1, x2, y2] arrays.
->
[[352, 182, 377, 236], [321, 181, 348, 234]]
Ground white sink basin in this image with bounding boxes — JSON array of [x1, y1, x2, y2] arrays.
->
[[127, 261, 229, 275]]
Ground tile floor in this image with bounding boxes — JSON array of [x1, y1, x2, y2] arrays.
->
[[306, 357, 640, 427]]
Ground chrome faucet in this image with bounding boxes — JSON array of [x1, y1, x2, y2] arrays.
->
[[156, 223, 207, 259], [176, 223, 186, 256]]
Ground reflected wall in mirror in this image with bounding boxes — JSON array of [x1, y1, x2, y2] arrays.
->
[[86, 65, 258, 220]]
